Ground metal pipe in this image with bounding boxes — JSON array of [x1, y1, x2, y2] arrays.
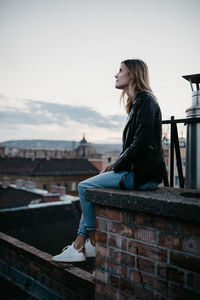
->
[[185, 90, 200, 189], [170, 116, 174, 187]]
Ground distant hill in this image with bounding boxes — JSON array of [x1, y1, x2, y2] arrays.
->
[[0, 140, 121, 154]]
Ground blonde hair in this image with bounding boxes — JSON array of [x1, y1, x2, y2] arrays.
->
[[120, 59, 156, 114]]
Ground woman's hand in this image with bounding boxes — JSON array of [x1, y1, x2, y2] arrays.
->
[[100, 162, 113, 174]]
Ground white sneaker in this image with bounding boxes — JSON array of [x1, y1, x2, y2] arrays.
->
[[85, 239, 96, 258], [52, 242, 86, 262]]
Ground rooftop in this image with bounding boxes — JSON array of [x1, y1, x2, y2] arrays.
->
[[0, 157, 99, 176]]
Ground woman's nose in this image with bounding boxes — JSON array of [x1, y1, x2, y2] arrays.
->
[[115, 73, 118, 78]]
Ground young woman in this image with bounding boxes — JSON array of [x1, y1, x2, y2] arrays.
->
[[53, 59, 164, 262]]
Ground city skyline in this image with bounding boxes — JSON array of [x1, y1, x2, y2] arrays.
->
[[0, 0, 199, 143]]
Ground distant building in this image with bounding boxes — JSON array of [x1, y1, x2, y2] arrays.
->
[[0, 135, 99, 159], [0, 135, 122, 172], [0, 183, 61, 209], [0, 157, 99, 195]]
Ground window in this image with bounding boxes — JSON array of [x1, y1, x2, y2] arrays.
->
[[182, 159, 186, 168], [175, 176, 179, 186], [43, 184, 47, 190], [65, 183, 68, 192], [71, 182, 76, 191]]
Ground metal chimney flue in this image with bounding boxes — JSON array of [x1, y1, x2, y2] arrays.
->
[[183, 73, 200, 189]]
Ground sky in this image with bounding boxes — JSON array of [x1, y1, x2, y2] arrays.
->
[[0, 0, 199, 143]]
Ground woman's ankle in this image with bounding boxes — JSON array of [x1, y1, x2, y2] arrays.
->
[[90, 239, 96, 247], [89, 231, 96, 246], [74, 235, 86, 250]]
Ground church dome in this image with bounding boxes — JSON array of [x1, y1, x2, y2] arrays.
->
[[80, 134, 87, 144]]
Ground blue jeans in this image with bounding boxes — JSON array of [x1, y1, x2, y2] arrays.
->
[[77, 170, 158, 238]]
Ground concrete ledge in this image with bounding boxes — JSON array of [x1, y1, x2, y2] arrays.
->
[[86, 187, 200, 223]]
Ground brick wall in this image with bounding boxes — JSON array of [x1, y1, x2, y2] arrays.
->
[[86, 188, 200, 300], [94, 205, 200, 300], [0, 232, 95, 299]]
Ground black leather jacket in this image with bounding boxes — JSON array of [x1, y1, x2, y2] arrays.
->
[[112, 92, 164, 188]]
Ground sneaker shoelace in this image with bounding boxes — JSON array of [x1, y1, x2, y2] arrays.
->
[[62, 245, 70, 252], [62, 244, 84, 253]]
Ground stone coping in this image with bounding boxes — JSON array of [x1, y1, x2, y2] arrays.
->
[[86, 187, 200, 223]]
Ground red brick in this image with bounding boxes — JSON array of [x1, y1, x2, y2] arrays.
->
[[96, 218, 99, 229], [109, 274, 120, 289], [109, 248, 121, 264], [152, 278, 168, 294], [95, 231, 107, 244], [153, 294, 167, 300], [136, 257, 155, 274], [134, 284, 153, 300], [184, 237, 200, 255], [109, 248, 135, 267], [128, 240, 167, 263], [96, 256, 127, 278], [170, 283, 199, 300], [129, 212, 175, 233], [107, 234, 127, 250], [177, 221, 200, 238], [170, 252, 200, 273], [129, 269, 149, 284], [157, 263, 184, 285], [106, 260, 127, 278], [187, 271, 200, 290], [135, 228, 156, 243], [96, 283, 117, 300], [152, 216, 178, 233], [130, 270, 162, 289], [108, 222, 135, 238], [129, 270, 167, 297], [116, 290, 127, 300], [96, 205, 126, 222], [96, 217, 107, 232], [120, 252, 135, 267], [96, 256, 106, 269], [110, 275, 135, 295], [96, 244, 109, 258], [157, 232, 183, 251]]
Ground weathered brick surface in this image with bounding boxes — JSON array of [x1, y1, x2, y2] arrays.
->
[[170, 283, 199, 300], [128, 240, 168, 263], [135, 227, 156, 243], [96, 244, 109, 258], [157, 263, 184, 285], [157, 232, 183, 251], [0, 232, 95, 299], [95, 283, 117, 300], [170, 252, 200, 273], [184, 236, 200, 255], [107, 234, 127, 250], [107, 221, 135, 238], [187, 272, 200, 291], [95, 203, 200, 299], [95, 231, 107, 244], [96, 205, 126, 222], [110, 275, 136, 295]]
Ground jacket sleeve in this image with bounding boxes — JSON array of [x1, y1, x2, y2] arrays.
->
[[112, 96, 156, 172]]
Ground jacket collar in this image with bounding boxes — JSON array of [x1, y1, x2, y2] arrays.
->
[[123, 92, 147, 137]]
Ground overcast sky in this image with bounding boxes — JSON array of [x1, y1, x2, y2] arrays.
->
[[0, 0, 199, 143]]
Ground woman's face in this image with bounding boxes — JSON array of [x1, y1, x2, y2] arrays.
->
[[115, 63, 131, 90]]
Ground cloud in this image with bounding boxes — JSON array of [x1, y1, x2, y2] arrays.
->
[[0, 95, 125, 130]]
